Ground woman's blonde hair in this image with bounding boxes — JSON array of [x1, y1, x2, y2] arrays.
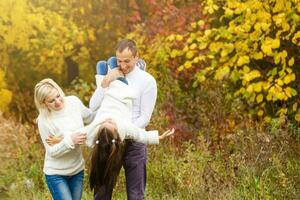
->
[[34, 78, 65, 118]]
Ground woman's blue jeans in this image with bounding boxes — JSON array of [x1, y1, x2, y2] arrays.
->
[[45, 170, 84, 200]]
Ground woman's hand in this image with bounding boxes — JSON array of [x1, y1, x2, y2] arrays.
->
[[46, 135, 63, 146], [159, 128, 175, 140], [70, 132, 87, 145]]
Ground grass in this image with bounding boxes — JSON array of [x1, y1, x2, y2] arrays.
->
[[1, 114, 300, 199]]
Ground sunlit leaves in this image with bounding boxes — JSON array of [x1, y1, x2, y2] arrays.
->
[[0, 69, 12, 112], [170, 0, 300, 121]]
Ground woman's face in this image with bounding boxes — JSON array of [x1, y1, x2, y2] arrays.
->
[[44, 89, 64, 111]]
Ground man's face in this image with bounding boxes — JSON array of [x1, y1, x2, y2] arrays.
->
[[116, 48, 138, 74]]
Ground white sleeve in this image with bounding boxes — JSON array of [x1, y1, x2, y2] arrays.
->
[[73, 96, 95, 124], [132, 81, 157, 128], [89, 75, 106, 111], [84, 122, 103, 148], [117, 119, 159, 144], [37, 119, 75, 158]]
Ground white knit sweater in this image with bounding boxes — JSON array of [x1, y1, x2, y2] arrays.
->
[[37, 96, 94, 176]]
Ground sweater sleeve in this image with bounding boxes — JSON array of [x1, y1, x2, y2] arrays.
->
[[132, 78, 157, 128], [89, 75, 107, 111], [37, 118, 75, 158], [71, 96, 95, 124], [116, 119, 159, 144], [84, 121, 103, 148]]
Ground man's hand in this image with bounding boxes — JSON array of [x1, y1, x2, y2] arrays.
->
[[46, 135, 63, 146], [101, 68, 124, 88], [159, 128, 175, 140]]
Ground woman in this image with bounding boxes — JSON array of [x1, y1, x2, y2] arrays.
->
[[34, 78, 94, 200]]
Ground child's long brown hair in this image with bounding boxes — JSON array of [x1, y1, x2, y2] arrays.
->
[[89, 126, 125, 196]]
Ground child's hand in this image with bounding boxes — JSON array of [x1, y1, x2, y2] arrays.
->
[[70, 132, 87, 145], [101, 68, 124, 88], [159, 128, 175, 140]]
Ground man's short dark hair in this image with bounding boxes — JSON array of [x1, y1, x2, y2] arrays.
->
[[116, 39, 137, 56]]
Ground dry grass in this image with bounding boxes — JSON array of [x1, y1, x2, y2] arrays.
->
[[0, 114, 30, 169]]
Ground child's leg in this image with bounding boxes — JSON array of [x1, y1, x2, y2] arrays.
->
[[135, 59, 146, 71], [107, 56, 118, 69], [96, 61, 108, 75]]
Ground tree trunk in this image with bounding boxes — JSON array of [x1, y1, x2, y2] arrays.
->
[[65, 57, 79, 83]]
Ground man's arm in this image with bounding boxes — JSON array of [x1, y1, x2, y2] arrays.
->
[[133, 80, 157, 128]]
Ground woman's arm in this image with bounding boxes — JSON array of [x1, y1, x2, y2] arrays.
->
[[38, 119, 75, 158], [71, 96, 96, 124]]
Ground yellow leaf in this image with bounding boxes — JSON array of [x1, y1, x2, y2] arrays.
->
[[246, 85, 254, 93], [214, 66, 230, 80], [0, 89, 12, 112], [76, 34, 85, 45], [257, 109, 264, 116], [276, 79, 284, 86], [261, 22, 270, 31], [191, 22, 197, 29], [186, 51, 194, 59], [243, 65, 250, 73], [284, 87, 292, 98], [264, 116, 271, 123], [256, 94, 263, 103], [293, 102, 298, 112], [271, 39, 280, 49], [288, 57, 295, 66], [253, 52, 263, 60], [254, 82, 262, 92], [170, 50, 178, 58], [261, 44, 272, 55], [237, 56, 250, 66], [284, 87, 297, 97], [292, 31, 300, 44], [197, 20, 205, 26], [199, 42, 208, 50], [178, 65, 184, 71], [176, 35, 183, 41], [88, 29, 96, 41], [183, 46, 189, 52], [167, 34, 175, 41], [184, 61, 192, 68], [266, 93, 272, 101], [295, 113, 300, 122], [283, 73, 296, 84], [190, 43, 197, 50]]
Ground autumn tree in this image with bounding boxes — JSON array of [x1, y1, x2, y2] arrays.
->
[[0, 69, 12, 113], [0, 0, 92, 121], [171, 0, 300, 122]]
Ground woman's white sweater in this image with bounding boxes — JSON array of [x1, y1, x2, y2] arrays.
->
[[37, 96, 93, 176]]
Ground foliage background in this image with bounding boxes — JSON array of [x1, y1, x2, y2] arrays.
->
[[1, 0, 299, 199]]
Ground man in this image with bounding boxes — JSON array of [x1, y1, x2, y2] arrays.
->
[[89, 39, 157, 200]]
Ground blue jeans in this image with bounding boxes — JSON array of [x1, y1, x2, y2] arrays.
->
[[45, 170, 84, 200]]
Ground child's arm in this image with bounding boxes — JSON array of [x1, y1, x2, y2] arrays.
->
[[116, 118, 174, 144]]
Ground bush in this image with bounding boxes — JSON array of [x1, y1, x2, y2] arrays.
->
[[172, 0, 300, 122]]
